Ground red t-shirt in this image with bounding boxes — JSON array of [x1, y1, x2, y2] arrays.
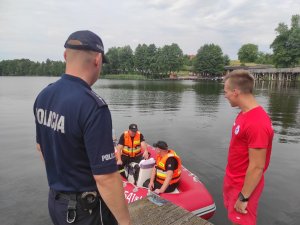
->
[[225, 106, 274, 189]]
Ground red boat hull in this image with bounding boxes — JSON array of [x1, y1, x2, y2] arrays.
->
[[122, 146, 216, 219]]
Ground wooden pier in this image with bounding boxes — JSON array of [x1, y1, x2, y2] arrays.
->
[[128, 194, 213, 225], [225, 66, 300, 81]]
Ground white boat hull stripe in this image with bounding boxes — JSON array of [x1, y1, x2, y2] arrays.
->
[[191, 203, 216, 216]]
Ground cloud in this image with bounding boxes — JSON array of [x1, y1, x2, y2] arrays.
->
[[0, 0, 299, 61]]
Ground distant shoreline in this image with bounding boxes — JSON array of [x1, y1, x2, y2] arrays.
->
[[0, 74, 222, 81], [1, 74, 299, 82]]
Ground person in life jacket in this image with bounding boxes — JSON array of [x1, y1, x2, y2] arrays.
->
[[148, 141, 181, 194], [116, 124, 149, 180]]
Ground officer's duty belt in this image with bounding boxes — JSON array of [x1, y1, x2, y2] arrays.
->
[[53, 190, 99, 224], [55, 191, 81, 200]]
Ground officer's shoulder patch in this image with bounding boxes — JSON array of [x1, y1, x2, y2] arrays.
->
[[86, 90, 107, 108]]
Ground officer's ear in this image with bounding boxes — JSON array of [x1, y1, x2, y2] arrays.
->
[[94, 53, 102, 67], [63, 50, 67, 61]]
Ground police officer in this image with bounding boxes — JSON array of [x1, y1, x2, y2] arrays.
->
[[34, 30, 131, 225]]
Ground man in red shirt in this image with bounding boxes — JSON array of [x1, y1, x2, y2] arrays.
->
[[223, 70, 274, 225]]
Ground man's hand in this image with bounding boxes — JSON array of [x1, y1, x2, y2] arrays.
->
[[148, 181, 154, 190], [143, 150, 149, 159], [154, 189, 162, 194], [234, 199, 248, 214], [117, 159, 123, 165]]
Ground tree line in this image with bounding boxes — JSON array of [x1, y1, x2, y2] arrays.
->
[[0, 14, 299, 77], [102, 43, 229, 78], [103, 43, 185, 78], [0, 59, 65, 76]]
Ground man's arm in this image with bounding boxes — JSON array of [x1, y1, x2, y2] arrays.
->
[[116, 144, 123, 165], [155, 170, 173, 194], [36, 143, 44, 162], [234, 148, 266, 214], [141, 141, 149, 159], [148, 166, 156, 190], [94, 172, 131, 225]]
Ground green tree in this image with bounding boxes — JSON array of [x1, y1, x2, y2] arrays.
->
[[238, 43, 259, 63], [104, 47, 120, 74], [118, 46, 134, 73], [0, 59, 64, 76], [270, 14, 300, 67], [288, 15, 300, 66], [155, 43, 184, 78], [164, 43, 184, 73], [103, 46, 134, 75], [194, 44, 225, 76], [134, 44, 148, 75], [183, 55, 193, 66], [146, 44, 158, 77], [223, 54, 230, 66], [255, 52, 273, 64], [134, 44, 158, 77]]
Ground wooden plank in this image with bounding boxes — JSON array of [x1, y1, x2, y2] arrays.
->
[[128, 195, 213, 225]]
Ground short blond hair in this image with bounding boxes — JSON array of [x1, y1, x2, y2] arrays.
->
[[224, 70, 254, 94], [65, 48, 99, 64]]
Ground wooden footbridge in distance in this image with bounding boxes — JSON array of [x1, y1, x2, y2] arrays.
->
[[225, 66, 300, 81], [169, 66, 300, 82]]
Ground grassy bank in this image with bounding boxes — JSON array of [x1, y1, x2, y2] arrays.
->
[[101, 74, 147, 80], [102, 71, 191, 80]]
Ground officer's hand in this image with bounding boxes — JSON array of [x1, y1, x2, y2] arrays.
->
[[117, 159, 123, 165]]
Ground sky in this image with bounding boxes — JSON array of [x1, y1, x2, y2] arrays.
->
[[0, 0, 299, 62]]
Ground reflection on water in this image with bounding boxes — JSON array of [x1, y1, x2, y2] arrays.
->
[[255, 81, 300, 143], [193, 81, 222, 117], [94, 79, 300, 144], [96, 81, 187, 114]]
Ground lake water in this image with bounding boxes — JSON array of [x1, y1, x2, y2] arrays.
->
[[0, 76, 299, 225]]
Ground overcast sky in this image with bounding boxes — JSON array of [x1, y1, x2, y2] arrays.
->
[[0, 0, 299, 61]]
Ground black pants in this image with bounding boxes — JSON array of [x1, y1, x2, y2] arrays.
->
[[48, 189, 117, 225], [118, 154, 142, 181], [143, 179, 179, 193]]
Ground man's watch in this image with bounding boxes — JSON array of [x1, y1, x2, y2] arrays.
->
[[238, 192, 249, 202]]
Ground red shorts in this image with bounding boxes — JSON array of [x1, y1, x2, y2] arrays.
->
[[223, 176, 264, 225]]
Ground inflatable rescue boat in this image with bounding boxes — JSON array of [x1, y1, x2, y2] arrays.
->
[[122, 145, 216, 220]]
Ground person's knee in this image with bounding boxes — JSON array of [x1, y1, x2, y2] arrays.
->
[[143, 179, 150, 188], [133, 164, 140, 171]]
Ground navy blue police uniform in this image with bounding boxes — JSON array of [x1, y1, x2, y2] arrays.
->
[[34, 74, 118, 225]]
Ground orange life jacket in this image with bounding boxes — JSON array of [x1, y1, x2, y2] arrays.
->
[[155, 149, 181, 185], [122, 131, 142, 157]]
